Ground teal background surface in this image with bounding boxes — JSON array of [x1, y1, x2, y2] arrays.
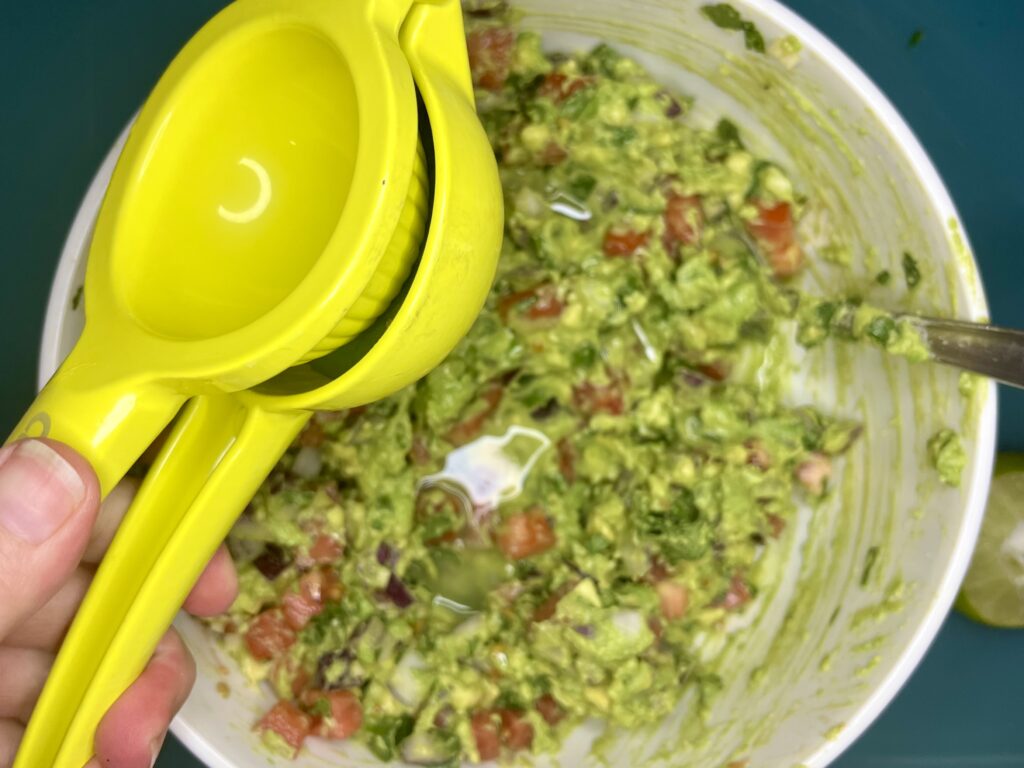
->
[[1, 1, 1021, 766]]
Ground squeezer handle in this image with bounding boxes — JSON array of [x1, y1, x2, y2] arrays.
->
[[15, 394, 308, 768], [7, 341, 186, 496]]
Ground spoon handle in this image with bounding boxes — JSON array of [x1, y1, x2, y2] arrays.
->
[[910, 316, 1024, 389]]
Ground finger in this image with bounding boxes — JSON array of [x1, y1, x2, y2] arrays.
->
[[0, 719, 23, 768], [82, 477, 140, 564], [4, 568, 90, 650], [94, 630, 195, 768], [183, 544, 238, 617], [10, 545, 237, 648], [0, 439, 100, 640], [87, 476, 238, 615], [0, 647, 53, 723]]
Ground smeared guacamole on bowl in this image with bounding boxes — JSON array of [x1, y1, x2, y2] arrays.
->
[[207, 11, 949, 765]]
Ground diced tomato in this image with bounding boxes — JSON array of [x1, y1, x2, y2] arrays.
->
[[255, 701, 313, 755], [745, 440, 771, 470], [556, 438, 576, 484], [498, 285, 564, 323], [497, 509, 556, 560], [297, 419, 325, 448], [767, 513, 786, 538], [498, 709, 534, 750], [445, 383, 504, 445], [409, 434, 431, 466], [471, 711, 502, 761], [429, 529, 461, 546], [664, 193, 703, 248], [245, 609, 296, 661], [282, 592, 320, 632], [283, 568, 342, 631], [311, 690, 363, 740], [536, 694, 565, 726], [720, 574, 752, 611], [498, 290, 536, 322], [304, 567, 330, 600], [745, 200, 803, 278], [655, 580, 689, 621], [467, 27, 516, 91], [310, 566, 344, 601], [646, 557, 671, 583], [292, 668, 311, 699], [470, 708, 534, 758], [602, 228, 649, 257], [540, 141, 569, 166], [572, 380, 625, 416], [795, 452, 831, 495], [538, 72, 591, 102], [527, 292, 563, 319], [308, 533, 343, 564], [697, 360, 730, 381], [532, 590, 563, 623], [432, 707, 454, 730], [533, 581, 573, 623]]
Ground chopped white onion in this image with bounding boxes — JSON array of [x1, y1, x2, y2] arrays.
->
[[400, 733, 457, 765], [292, 446, 322, 478], [611, 609, 645, 638], [388, 650, 427, 708]]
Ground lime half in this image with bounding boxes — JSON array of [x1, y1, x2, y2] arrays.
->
[[955, 453, 1024, 628]]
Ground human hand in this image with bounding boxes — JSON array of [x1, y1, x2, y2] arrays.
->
[[0, 438, 238, 768]]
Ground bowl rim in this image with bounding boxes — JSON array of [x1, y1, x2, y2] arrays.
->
[[742, 2, 995, 767], [38, 1, 996, 765]]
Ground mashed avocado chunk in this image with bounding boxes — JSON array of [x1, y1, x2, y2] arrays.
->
[[928, 428, 966, 486]]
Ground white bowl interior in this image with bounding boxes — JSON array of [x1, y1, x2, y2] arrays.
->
[[40, 1, 994, 766]]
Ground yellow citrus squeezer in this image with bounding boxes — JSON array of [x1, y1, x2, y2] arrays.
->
[[5, 0, 435, 494], [11, 0, 502, 766]]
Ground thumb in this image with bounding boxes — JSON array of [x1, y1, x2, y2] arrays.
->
[[0, 438, 100, 640]]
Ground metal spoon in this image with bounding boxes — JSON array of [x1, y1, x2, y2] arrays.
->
[[905, 315, 1024, 388]]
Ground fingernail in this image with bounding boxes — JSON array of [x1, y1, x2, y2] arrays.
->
[[0, 440, 86, 543]]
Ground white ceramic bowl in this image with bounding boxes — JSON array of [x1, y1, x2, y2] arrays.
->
[[40, 1, 996, 766]]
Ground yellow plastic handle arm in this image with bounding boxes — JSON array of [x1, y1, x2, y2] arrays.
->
[[14, 394, 308, 768], [367, 0, 416, 32], [401, 0, 475, 104], [6, 342, 187, 496]]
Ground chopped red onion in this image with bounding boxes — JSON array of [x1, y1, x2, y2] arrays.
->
[[385, 574, 414, 608]]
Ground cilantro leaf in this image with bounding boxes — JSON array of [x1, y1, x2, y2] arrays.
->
[[865, 315, 896, 346], [701, 4, 766, 53], [715, 118, 744, 148], [902, 251, 921, 289], [364, 715, 415, 761], [635, 488, 711, 562]]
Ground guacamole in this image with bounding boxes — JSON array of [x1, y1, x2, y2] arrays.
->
[[208, 15, 919, 765], [928, 428, 966, 487]]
